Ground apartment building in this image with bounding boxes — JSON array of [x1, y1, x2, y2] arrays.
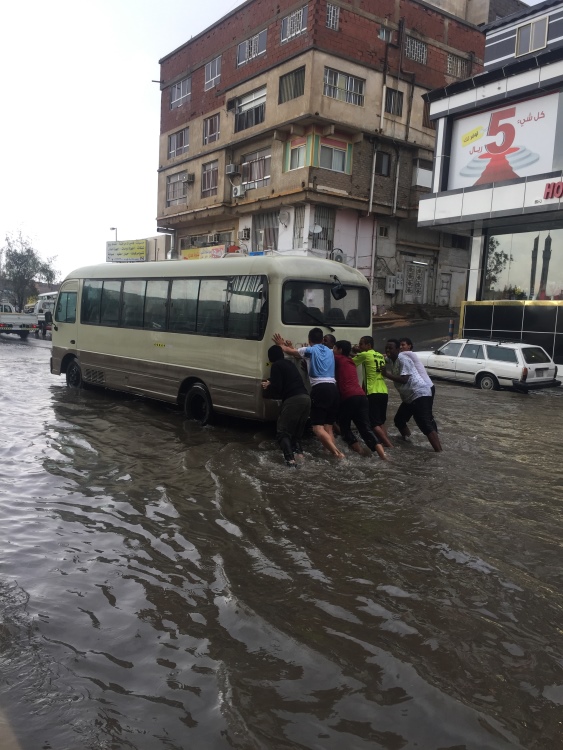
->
[[156, 0, 506, 308]]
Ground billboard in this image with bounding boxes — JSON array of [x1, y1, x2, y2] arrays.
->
[[180, 246, 225, 260], [448, 91, 563, 190], [106, 240, 147, 262]]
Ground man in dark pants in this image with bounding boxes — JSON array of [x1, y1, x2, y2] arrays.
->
[[333, 340, 388, 461], [262, 345, 311, 467]]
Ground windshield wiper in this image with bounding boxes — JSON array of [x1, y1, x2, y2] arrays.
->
[[304, 309, 335, 333]]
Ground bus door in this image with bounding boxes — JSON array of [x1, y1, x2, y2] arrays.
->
[[53, 280, 79, 351]]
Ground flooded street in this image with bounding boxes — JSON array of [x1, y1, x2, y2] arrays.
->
[[1, 334, 562, 750]]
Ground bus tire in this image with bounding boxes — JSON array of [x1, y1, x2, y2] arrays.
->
[[184, 383, 214, 425], [477, 372, 499, 391], [66, 358, 83, 388], [19, 331, 29, 340]]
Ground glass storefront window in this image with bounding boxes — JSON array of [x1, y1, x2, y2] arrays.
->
[[483, 229, 563, 301]]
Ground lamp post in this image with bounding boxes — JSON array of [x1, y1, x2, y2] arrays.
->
[[109, 227, 118, 241]]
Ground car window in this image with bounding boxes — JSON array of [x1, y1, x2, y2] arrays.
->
[[485, 345, 518, 363], [460, 343, 484, 359], [522, 347, 551, 364], [439, 342, 463, 356]]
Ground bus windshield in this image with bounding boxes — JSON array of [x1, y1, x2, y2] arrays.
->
[[282, 281, 370, 327]]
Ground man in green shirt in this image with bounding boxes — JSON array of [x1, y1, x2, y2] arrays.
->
[[352, 336, 392, 447]]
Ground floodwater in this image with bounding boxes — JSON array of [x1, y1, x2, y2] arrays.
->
[[1, 334, 562, 750]]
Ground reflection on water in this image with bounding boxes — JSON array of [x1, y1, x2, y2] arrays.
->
[[1, 337, 562, 749]]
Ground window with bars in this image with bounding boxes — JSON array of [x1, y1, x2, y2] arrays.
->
[[447, 53, 470, 78], [405, 36, 427, 64], [203, 114, 220, 145], [170, 77, 191, 109], [312, 206, 335, 252], [293, 206, 305, 248], [237, 30, 267, 66], [167, 172, 188, 206], [279, 66, 305, 103], [252, 212, 279, 251], [385, 87, 403, 116], [320, 145, 346, 172], [281, 5, 308, 42], [241, 148, 271, 189], [204, 56, 221, 91], [323, 67, 365, 106], [375, 152, 391, 176], [201, 161, 218, 197], [234, 87, 266, 132], [423, 101, 435, 130], [168, 127, 189, 158], [516, 17, 548, 56], [378, 26, 392, 42], [326, 3, 339, 30]]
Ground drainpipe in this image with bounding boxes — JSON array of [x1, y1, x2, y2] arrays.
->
[[353, 211, 360, 268], [367, 139, 379, 217], [369, 218, 378, 302], [380, 40, 390, 133], [392, 144, 400, 215]]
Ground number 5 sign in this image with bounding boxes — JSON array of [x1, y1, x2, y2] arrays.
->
[[448, 92, 559, 190]]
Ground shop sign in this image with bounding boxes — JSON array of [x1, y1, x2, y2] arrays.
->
[[106, 240, 147, 262], [180, 245, 226, 260], [448, 92, 561, 190], [544, 181, 563, 199]]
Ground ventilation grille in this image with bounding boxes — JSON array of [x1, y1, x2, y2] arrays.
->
[[84, 369, 105, 385]]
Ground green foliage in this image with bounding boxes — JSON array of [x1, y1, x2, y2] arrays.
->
[[0, 233, 59, 311], [485, 236, 512, 291]]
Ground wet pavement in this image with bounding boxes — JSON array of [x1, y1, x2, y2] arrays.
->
[[1, 332, 562, 750]]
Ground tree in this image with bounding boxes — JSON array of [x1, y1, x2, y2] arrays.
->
[[485, 236, 512, 292], [1, 233, 59, 311]]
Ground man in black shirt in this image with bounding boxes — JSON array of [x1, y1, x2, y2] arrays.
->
[[262, 345, 311, 467]]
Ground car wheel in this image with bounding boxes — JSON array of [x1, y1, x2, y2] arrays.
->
[[477, 373, 499, 391], [66, 359, 83, 388], [184, 383, 214, 425]]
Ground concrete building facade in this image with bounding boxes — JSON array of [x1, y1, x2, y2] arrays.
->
[[156, 0, 493, 309]]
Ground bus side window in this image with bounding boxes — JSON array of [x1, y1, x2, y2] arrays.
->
[[197, 279, 227, 335], [82, 280, 102, 324], [100, 281, 122, 327], [55, 292, 77, 323], [144, 280, 169, 331], [169, 279, 199, 333], [122, 280, 146, 328], [226, 275, 266, 339]]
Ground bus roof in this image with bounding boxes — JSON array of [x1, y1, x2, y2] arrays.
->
[[64, 256, 369, 286]]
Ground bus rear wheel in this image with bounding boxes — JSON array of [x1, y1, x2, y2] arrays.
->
[[184, 383, 214, 425], [66, 359, 83, 388]]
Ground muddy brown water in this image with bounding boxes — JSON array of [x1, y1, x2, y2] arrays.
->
[[1, 335, 562, 750]]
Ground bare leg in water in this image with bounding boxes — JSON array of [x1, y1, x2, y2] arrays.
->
[[312, 425, 345, 458]]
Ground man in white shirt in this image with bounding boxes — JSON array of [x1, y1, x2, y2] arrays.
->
[[384, 339, 442, 452]]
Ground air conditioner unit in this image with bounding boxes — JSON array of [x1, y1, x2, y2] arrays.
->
[[184, 173, 195, 184], [238, 228, 251, 241], [332, 249, 345, 263], [207, 233, 220, 243], [225, 163, 240, 175], [232, 184, 246, 199]]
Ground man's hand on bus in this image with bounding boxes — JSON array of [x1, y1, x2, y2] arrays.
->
[[261, 379, 270, 389], [273, 332, 292, 348]]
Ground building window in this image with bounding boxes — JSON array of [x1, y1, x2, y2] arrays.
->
[[168, 127, 189, 158], [167, 171, 188, 206], [241, 148, 271, 190], [312, 206, 335, 252], [326, 3, 339, 30], [385, 87, 403, 116], [447, 53, 470, 78], [290, 144, 306, 170], [202, 161, 218, 197], [279, 66, 305, 103], [281, 5, 308, 42], [234, 87, 266, 132], [405, 36, 427, 65], [379, 26, 392, 42], [323, 67, 365, 106], [237, 29, 267, 66], [375, 151, 391, 176], [203, 114, 220, 145], [516, 17, 548, 56], [253, 211, 279, 251], [293, 206, 305, 248], [204, 56, 221, 91], [170, 77, 191, 109], [379, 225, 389, 238], [423, 101, 435, 129], [320, 144, 346, 172]]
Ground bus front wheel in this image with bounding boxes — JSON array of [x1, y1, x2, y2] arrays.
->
[[66, 359, 83, 388], [184, 383, 213, 425]]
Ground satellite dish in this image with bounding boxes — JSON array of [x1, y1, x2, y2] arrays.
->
[[310, 224, 323, 236], [278, 210, 290, 227]]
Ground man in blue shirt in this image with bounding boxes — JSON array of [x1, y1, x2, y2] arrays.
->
[[273, 328, 344, 459]]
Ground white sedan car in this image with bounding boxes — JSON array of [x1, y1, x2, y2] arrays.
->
[[416, 339, 560, 392]]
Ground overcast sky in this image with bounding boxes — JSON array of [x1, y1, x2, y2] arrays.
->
[[0, 0, 244, 280]]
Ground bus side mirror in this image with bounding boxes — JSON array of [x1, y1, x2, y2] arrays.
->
[[331, 276, 347, 300]]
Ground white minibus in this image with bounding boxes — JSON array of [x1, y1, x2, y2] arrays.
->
[[51, 255, 372, 422]]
